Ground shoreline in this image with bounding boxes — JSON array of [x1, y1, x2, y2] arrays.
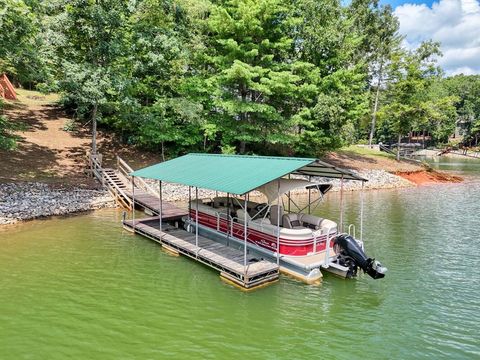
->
[[0, 168, 462, 226], [0, 183, 116, 225]]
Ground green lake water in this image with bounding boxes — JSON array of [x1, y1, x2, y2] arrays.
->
[[1, 160, 479, 359]]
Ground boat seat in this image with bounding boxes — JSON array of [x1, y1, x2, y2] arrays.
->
[[301, 214, 324, 230], [282, 213, 304, 229], [252, 217, 271, 225], [319, 219, 337, 232], [213, 197, 230, 208], [236, 209, 251, 223], [270, 205, 284, 226]]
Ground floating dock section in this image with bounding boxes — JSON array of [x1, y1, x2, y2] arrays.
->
[[123, 217, 279, 290]]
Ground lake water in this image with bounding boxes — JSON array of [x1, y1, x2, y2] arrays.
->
[[1, 160, 479, 359]]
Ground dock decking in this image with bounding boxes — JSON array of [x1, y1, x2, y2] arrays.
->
[[124, 189, 188, 221], [123, 217, 279, 289]]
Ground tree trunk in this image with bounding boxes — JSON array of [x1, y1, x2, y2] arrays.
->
[[92, 102, 98, 155], [161, 141, 165, 162], [239, 88, 247, 154], [397, 132, 401, 161], [239, 140, 246, 154], [369, 61, 384, 147]]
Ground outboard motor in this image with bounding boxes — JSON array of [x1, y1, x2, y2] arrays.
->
[[332, 234, 387, 279]]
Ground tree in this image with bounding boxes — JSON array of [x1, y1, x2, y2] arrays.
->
[[52, 0, 132, 155], [0, 0, 36, 75], [0, 0, 39, 148], [293, 0, 371, 154], [202, 0, 316, 154], [347, 0, 402, 146], [439, 75, 480, 146], [378, 41, 445, 160]]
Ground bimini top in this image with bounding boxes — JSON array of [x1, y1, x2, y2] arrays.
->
[[257, 178, 332, 204], [131, 153, 365, 195]]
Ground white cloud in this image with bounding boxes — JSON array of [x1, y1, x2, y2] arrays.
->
[[395, 0, 480, 75]]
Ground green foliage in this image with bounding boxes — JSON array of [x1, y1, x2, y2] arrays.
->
[[2, 0, 473, 157], [62, 119, 77, 132], [0, 115, 18, 150], [0, 100, 21, 150], [377, 41, 457, 147], [0, 0, 36, 73], [437, 75, 480, 145], [202, 0, 308, 153]]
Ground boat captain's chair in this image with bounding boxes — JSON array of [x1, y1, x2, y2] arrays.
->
[[236, 209, 251, 224], [282, 213, 304, 229], [270, 205, 284, 226]]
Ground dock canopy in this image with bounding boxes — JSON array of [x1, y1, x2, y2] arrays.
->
[[131, 153, 365, 195]]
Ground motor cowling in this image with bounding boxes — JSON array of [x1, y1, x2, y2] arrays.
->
[[332, 234, 387, 279]]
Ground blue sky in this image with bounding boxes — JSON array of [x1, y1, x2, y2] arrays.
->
[[381, 0, 480, 75], [381, 0, 436, 7]]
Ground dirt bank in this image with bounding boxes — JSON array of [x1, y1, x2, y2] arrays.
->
[[396, 170, 463, 185], [0, 89, 161, 186]]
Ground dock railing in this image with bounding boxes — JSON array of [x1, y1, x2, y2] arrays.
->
[[87, 152, 133, 210], [117, 156, 159, 197]]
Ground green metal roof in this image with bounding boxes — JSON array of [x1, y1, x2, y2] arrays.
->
[[131, 153, 365, 195]]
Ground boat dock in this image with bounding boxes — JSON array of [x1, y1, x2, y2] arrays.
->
[[87, 153, 278, 290], [123, 217, 279, 290], [87, 153, 187, 221]]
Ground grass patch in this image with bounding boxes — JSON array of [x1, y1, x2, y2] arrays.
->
[[12, 89, 60, 106], [338, 145, 396, 159]]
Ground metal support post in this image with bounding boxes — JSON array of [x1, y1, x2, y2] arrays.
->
[[360, 181, 365, 241], [339, 175, 344, 233], [287, 174, 291, 214], [132, 177, 135, 231], [308, 175, 312, 214], [227, 193, 231, 243], [243, 194, 248, 282], [195, 187, 199, 255], [276, 180, 281, 265], [188, 186, 191, 221], [159, 180, 162, 232]]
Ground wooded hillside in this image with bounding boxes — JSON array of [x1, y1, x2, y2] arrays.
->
[[1, 0, 479, 156]]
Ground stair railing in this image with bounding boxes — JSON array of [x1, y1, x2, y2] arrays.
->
[[87, 152, 132, 210], [117, 156, 159, 197]]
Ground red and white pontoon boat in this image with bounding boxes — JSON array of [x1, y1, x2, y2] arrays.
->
[[132, 153, 387, 284]]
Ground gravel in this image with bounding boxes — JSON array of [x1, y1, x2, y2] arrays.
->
[[0, 183, 115, 225], [148, 169, 414, 202]]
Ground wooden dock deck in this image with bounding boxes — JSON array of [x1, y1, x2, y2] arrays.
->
[[124, 189, 188, 221], [123, 217, 279, 290]]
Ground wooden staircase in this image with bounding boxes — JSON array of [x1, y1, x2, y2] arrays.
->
[[87, 153, 187, 222], [87, 153, 144, 210]]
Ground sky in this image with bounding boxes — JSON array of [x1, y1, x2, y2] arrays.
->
[[381, 0, 480, 75]]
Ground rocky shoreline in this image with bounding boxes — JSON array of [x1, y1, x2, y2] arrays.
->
[[156, 169, 414, 202], [0, 170, 414, 225], [0, 183, 115, 225]]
